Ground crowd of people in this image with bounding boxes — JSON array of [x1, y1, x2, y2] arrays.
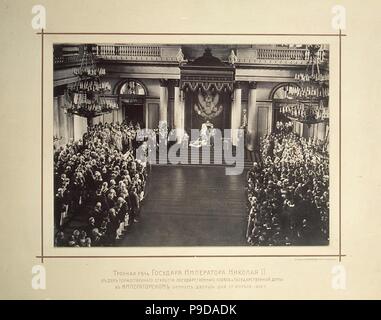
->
[[246, 121, 329, 246], [54, 117, 329, 247], [54, 121, 149, 247]]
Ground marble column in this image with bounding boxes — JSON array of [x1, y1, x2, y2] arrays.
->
[[246, 81, 258, 151], [57, 95, 69, 144], [294, 121, 303, 137], [53, 96, 60, 138], [74, 115, 88, 141], [159, 79, 168, 125], [317, 122, 327, 140], [313, 123, 319, 140], [295, 122, 302, 137], [231, 82, 242, 146], [180, 89, 185, 140], [173, 80, 184, 142]]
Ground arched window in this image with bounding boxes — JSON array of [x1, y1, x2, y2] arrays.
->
[[117, 80, 147, 127], [270, 82, 300, 100], [270, 83, 300, 130], [119, 80, 147, 96]]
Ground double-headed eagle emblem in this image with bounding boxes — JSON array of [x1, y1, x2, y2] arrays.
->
[[194, 91, 223, 120]]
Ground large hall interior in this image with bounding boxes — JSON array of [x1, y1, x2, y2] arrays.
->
[[53, 43, 330, 247]]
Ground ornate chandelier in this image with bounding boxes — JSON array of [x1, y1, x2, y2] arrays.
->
[[281, 45, 329, 125], [63, 45, 118, 121]]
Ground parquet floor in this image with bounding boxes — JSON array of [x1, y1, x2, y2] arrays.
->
[[119, 165, 248, 246]]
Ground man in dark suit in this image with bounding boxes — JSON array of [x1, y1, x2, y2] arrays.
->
[[89, 202, 103, 227], [55, 188, 68, 230], [129, 187, 140, 224], [103, 189, 116, 211]]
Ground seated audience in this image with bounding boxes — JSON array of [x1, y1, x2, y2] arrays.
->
[[54, 121, 149, 247], [246, 121, 329, 246]]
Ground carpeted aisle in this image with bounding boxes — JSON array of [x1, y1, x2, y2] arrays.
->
[[118, 165, 248, 246]]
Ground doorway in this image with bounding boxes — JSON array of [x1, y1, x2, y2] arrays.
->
[[117, 79, 148, 128], [272, 103, 291, 130], [123, 103, 144, 127], [270, 83, 301, 131]]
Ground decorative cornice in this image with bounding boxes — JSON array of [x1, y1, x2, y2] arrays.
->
[[54, 85, 66, 97], [180, 69, 235, 92]]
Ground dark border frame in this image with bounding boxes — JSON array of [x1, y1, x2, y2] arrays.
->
[[40, 31, 345, 263]]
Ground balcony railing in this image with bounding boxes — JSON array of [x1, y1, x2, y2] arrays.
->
[[237, 47, 327, 65], [54, 54, 83, 66], [54, 45, 328, 67], [97, 44, 162, 58], [257, 48, 307, 60]]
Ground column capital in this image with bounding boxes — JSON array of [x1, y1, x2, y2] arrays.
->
[[249, 81, 258, 89], [159, 79, 168, 87], [234, 81, 242, 90], [54, 85, 66, 97], [172, 79, 180, 87]]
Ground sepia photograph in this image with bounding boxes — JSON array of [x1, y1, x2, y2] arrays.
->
[[53, 43, 330, 247], [2, 0, 381, 302]]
